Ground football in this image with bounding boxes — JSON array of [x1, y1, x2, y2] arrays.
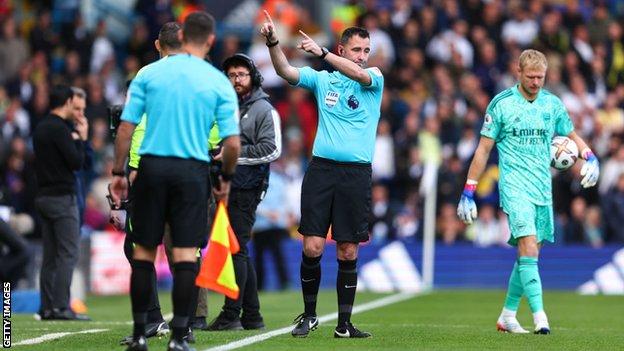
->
[[550, 136, 579, 170]]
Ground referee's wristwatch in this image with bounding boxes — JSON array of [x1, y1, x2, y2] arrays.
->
[[319, 47, 329, 59]]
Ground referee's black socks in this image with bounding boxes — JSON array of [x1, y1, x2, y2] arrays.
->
[[171, 261, 198, 342], [130, 259, 155, 338], [337, 259, 357, 326], [300, 253, 322, 316]]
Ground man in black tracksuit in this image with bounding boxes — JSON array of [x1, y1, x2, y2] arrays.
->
[[208, 53, 281, 331]]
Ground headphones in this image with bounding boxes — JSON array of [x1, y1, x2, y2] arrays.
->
[[222, 53, 263, 87]]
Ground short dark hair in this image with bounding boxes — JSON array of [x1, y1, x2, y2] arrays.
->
[[158, 22, 182, 50], [340, 27, 369, 45], [49, 85, 74, 110], [182, 11, 215, 45]]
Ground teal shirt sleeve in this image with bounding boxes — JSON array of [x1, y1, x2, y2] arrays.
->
[[480, 103, 502, 140], [554, 97, 574, 136], [295, 67, 319, 91], [364, 67, 384, 90], [121, 72, 146, 125], [215, 80, 240, 139]]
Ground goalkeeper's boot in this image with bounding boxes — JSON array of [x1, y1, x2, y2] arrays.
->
[[496, 316, 529, 334], [124, 335, 148, 351], [291, 313, 318, 337], [534, 319, 551, 334], [334, 322, 372, 338]]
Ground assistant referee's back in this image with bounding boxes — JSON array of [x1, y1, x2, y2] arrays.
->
[[120, 54, 239, 162]]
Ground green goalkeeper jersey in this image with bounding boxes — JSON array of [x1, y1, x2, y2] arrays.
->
[[480, 85, 574, 208]]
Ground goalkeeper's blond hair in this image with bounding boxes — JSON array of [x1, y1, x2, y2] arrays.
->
[[519, 49, 547, 71]]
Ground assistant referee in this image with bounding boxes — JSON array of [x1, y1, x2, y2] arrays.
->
[[110, 12, 241, 351]]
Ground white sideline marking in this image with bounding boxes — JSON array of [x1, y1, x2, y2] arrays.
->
[[13, 328, 108, 346], [203, 292, 419, 351]]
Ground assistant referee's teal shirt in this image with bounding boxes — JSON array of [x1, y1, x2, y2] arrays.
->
[[121, 54, 239, 162], [296, 66, 384, 163]]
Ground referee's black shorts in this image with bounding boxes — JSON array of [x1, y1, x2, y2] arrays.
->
[[298, 156, 371, 243], [130, 155, 210, 248]]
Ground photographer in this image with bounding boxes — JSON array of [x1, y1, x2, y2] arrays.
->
[[207, 53, 281, 331]]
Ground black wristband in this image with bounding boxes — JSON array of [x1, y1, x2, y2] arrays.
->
[[112, 170, 126, 177], [220, 172, 235, 182], [266, 40, 279, 47], [319, 47, 329, 59]]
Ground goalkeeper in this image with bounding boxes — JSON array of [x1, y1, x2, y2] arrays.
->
[[457, 49, 599, 334], [109, 22, 219, 346]]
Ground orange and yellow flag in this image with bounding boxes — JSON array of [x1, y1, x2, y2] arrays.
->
[[195, 201, 240, 299]]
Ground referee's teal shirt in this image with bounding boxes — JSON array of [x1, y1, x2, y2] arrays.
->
[[295, 66, 384, 163], [121, 54, 239, 163]]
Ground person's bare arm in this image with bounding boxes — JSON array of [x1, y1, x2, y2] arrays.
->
[[213, 135, 241, 204], [466, 136, 496, 182], [260, 10, 299, 85], [297, 30, 372, 86], [567, 131, 590, 155]]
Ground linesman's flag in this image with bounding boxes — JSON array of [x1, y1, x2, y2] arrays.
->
[[196, 201, 240, 299]]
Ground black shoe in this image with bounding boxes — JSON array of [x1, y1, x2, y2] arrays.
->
[[120, 320, 169, 345], [189, 316, 209, 331], [334, 322, 372, 338], [207, 313, 243, 331], [241, 316, 265, 330], [291, 313, 318, 337], [124, 336, 148, 351], [184, 328, 195, 344], [167, 339, 195, 351], [35, 309, 54, 320], [47, 308, 91, 321]]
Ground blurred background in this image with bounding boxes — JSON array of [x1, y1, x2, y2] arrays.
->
[[1, 0, 624, 312]]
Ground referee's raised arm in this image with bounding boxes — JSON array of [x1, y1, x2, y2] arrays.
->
[[260, 10, 300, 85]]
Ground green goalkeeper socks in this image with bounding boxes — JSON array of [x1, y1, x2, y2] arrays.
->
[[503, 261, 523, 311], [518, 256, 544, 313]]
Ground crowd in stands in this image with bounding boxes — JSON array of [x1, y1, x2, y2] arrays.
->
[[1, 0, 624, 257]]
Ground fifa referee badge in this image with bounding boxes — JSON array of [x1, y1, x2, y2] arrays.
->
[[3, 282, 10, 348]]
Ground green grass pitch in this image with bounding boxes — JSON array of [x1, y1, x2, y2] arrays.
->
[[9, 290, 624, 350]]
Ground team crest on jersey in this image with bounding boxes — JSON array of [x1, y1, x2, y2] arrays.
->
[[542, 113, 551, 122], [325, 91, 339, 108], [348, 95, 359, 109]]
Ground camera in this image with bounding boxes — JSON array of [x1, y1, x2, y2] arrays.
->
[[108, 104, 124, 138]]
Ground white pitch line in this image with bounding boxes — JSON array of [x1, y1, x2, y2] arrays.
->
[[203, 291, 419, 351], [13, 328, 108, 346]]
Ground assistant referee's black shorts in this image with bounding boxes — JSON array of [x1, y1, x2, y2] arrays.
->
[[130, 155, 210, 248], [298, 156, 371, 243]]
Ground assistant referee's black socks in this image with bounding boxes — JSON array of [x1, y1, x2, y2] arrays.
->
[[130, 259, 155, 338], [337, 259, 357, 326], [171, 261, 198, 342], [301, 253, 322, 316]]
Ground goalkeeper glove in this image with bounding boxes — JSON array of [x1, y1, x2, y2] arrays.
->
[[457, 180, 478, 224], [580, 149, 599, 188]]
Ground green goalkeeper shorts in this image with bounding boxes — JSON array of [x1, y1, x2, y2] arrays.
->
[[504, 202, 554, 246]]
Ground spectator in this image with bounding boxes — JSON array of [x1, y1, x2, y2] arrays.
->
[[603, 172, 624, 243], [253, 168, 291, 291], [0, 16, 30, 84]]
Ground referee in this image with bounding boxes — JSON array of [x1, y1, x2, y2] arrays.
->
[[261, 11, 384, 338], [111, 12, 240, 351]]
